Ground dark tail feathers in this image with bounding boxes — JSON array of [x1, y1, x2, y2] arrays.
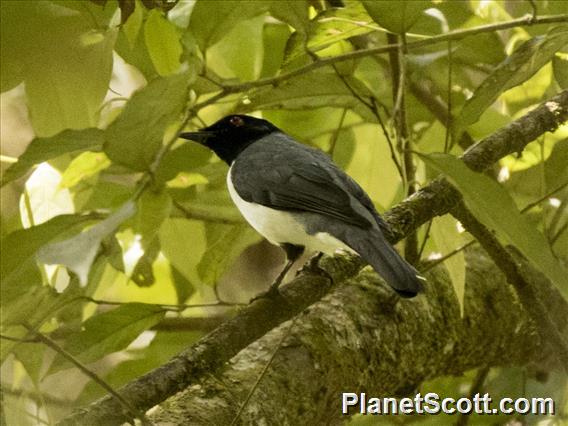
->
[[344, 230, 424, 298]]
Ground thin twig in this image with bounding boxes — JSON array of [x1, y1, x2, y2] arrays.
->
[[173, 200, 243, 224], [82, 296, 244, 311], [217, 15, 568, 95], [329, 108, 348, 157], [417, 220, 433, 261], [444, 39, 453, 153], [421, 240, 476, 273], [1, 386, 75, 408], [331, 64, 404, 181], [456, 366, 490, 426], [520, 181, 568, 213], [25, 326, 154, 426], [550, 222, 568, 245], [0, 334, 39, 343]]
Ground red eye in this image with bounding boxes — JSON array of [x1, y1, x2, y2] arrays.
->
[[230, 116, 244, 127]]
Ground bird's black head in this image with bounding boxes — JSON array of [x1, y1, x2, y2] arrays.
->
[[180, 115, 279, 164]]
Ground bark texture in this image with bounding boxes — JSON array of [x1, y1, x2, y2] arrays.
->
[[57, 91, 568, 426], [149, 247, 567, 425]]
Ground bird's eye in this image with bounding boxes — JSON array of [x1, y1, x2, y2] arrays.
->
[[230, 116, 244, 127]]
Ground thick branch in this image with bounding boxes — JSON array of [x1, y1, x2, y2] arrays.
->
[[58, 91, 568, 426], [384, 90, 568, 241], [149, 247, 567, 424], [450, 201, 568, 369]]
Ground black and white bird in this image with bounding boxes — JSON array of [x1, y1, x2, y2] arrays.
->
[[180, 115, 424, 298]]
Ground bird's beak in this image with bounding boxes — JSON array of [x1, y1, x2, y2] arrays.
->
[[179, 131, 214, 144]]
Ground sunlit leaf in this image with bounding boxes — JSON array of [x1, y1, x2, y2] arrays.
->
[[420, 152, 568, 301], [431, 215, 466, 316], [189, 0, 267, 51], [129, 189, 172, 286], [59, 152, 111, 189], [283, 2, 373, 65], [456, 26, 568, 131], [208, 14, 266, 81], [103, 72, 192, 170], [49, 303, 165, 374], [19, 163, 75, 228], [1, 128, 104, 186], [144, 9, 183, 76], [37, 201, 137, 286], [159, 218, 206, 286]]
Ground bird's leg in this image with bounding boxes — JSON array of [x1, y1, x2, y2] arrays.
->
[[251, 244, 304, 302]]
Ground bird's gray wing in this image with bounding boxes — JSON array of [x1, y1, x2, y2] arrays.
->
[[231, 135, 375, 229]]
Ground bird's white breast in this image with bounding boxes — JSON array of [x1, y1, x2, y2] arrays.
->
[[227, 166, 353, 255]]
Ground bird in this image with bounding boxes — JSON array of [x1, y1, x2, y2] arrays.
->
[[180, 114, 424, 298]]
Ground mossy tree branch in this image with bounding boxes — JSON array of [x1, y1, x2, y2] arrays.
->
[[58, 89, 568, 426], [148, 247, 567, 425]]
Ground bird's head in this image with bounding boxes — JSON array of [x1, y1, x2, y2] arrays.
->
[[180, 115, 279, 164]]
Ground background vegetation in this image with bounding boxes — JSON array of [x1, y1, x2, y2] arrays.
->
[[1, 0, 567, 424]]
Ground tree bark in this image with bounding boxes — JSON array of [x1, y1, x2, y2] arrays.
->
[[57, 91, 568, 426], [149, 247, 567, 425]]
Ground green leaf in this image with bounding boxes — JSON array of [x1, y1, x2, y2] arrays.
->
[[59, 151, 111, 189], [155, 138, 211, 184], [37, 201, 137, 286], [129, 189, 172, 286], [2, 1, 116, 135], [144, 9, 183, 76], [283, 2, 373, 65], [244, 71, 377, 122], [122, 0, 143, 46], [189, 0, 267, 51], [1, 128, 104, 186], [362, 0, 431, 33], [0, 215, 93, 295], [268, 0, 309, 34], [1, 286, 74, 363], [159, 218, 206, 286], [456, 26, 568, 131], [207, 14, 266, 81], [170, 264, 195, 304], [77, 330, 199, 404], [134, 189, 172, 248], [431, 215, 466, 316], [260, 22, 291, 78], [197, 223, 260, 286], [49, 303, 165, 374], [420, 152, 568, 301], [103, 72, 192, 171]]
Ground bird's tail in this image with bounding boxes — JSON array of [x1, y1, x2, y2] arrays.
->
[[344, 229, 424, 298]]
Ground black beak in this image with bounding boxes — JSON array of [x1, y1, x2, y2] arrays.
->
[[179, 131, 214, 144]]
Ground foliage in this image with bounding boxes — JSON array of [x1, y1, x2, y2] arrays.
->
[[0, 0, 567, 424]]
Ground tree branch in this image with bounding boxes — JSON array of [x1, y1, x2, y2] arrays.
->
[[57, 88, 568, 426], [450, 201, 568, 369], [147, 247, 567, 424]]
